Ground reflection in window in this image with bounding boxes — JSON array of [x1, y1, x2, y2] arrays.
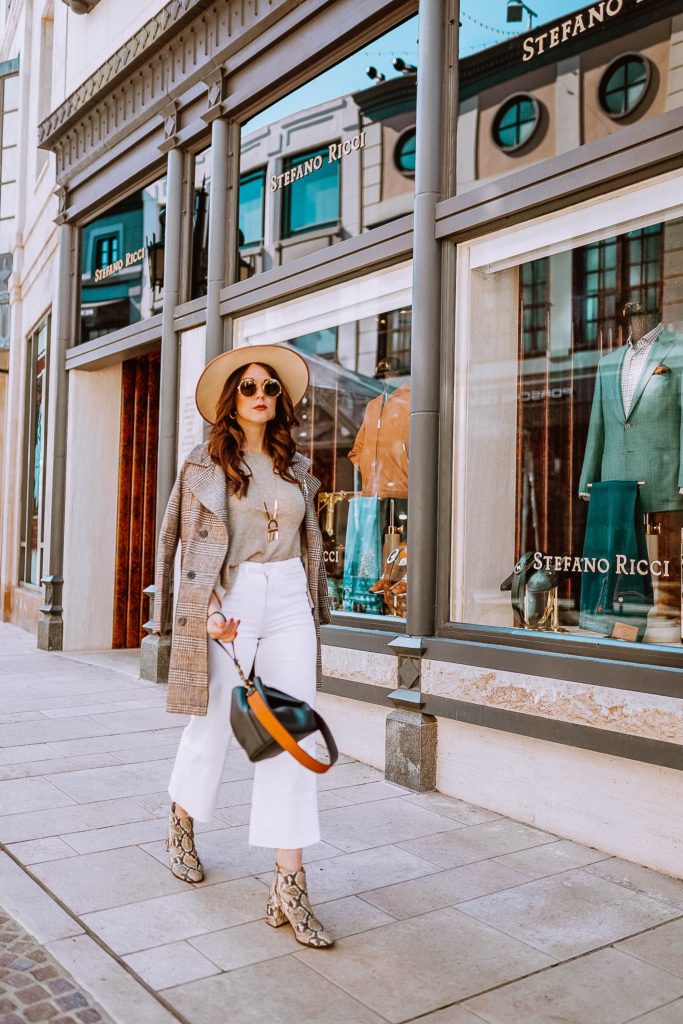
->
[[95, 235, 120, 271], [458, 215, 683, 653], [290, 327, 337, 359], [599, 55, 650, 119], [492, 95, 540, 151], [394, 128, 416, 176], [521, 259, 549, 355], [574, 227, 662, 350], [236, 281, 412, 618], [282, 148, 340, 237], [20, 319, 49, 586], [239, 169, 266, 247], [79, 173, 167, 343], [191, 149, 210, 299]]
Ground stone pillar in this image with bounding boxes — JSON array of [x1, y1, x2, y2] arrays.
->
[[386, 636, 437, 792], [140, 109, 184, 683], [38, 203, 72, 651]]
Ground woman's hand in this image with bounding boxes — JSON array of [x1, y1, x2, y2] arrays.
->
[[207, 610, 240, 643]]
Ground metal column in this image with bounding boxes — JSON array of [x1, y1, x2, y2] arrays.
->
[[140, 144, 184, 682], [38, 221, 73, 651], [386, 0, 454, 789], [205, 116, 230, 363]]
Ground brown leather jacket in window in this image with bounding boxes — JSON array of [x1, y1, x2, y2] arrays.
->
[[349, 384, 410, 498]]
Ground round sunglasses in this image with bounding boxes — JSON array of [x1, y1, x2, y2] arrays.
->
[[236, 377, 282, 399]]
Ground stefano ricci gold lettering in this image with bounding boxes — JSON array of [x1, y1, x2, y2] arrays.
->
[[522, 0, 633, 62], [531, 552, 671, 577], [94, 246, 145, 283], [270, 132, 366, 193]]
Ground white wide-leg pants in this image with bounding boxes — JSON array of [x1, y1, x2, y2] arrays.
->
[[168, 557, 320, 849]]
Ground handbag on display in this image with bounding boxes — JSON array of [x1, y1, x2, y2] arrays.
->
[[215, 640, 338, 774], [371, 540, 408, 617]]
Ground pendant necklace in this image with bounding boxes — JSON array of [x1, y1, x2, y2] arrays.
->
[[263, 466, 279, 542]]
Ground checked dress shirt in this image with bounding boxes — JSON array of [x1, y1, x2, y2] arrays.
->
[[621, 321, 664, 417]]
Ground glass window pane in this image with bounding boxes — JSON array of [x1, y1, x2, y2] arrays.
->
[[239, 170, 265, 246], [2, 109, 18, 148], [283, 150, 339, 236], [1, 143, 16, 183], [238, 16, 417, 280], [0, 180, 16, 219], [79, 170, 167, 343], [458, 216, 677, 655], [230, 266, 413, 618], [3, 75, 19, 113]]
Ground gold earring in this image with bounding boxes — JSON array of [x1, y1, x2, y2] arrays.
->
[[229, 410, 237, 420]]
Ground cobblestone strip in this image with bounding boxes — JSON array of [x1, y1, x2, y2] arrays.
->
[[0, 908, 114, 1024]]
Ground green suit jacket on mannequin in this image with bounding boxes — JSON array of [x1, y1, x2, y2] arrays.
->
[[578, 330, 683, 513]]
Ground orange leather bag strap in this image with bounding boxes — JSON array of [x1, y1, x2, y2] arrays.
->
[[247, 689, 336, 774]]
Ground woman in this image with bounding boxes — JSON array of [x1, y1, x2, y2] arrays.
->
[[152, 344, 334, 949]]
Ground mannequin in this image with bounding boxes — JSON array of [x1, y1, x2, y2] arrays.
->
[[578, 300, 683, 639], [349, 358, 410, 500]]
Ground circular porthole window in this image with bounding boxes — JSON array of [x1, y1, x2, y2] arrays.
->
[[598, 54, 651, 119], [492, 94, 541, 153], [394, 127, 416, 177]]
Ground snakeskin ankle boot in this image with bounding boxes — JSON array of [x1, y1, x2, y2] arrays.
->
[[167, 803, 204, 883], [265, 864, 333, 948]]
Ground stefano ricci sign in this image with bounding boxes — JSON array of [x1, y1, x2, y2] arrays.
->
[[522, 0, 649, 62], [94, 247, 145, 283], [270, 132, 366, 192]]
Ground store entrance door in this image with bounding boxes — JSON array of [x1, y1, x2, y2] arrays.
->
[[113, 352, 160, 648]]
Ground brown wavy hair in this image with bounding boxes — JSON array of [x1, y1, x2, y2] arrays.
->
[[208, 362, 300, 497]]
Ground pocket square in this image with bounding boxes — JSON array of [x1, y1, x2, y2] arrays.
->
[[653, 364, 672, 375]]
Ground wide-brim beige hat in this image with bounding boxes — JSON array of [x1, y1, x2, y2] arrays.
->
[[195, 344, 310, 424]]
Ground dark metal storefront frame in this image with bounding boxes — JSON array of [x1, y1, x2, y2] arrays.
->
[[37, 0, 683, 772]]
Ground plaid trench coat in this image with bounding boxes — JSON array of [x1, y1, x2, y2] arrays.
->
[[152, 441, 331, 716]]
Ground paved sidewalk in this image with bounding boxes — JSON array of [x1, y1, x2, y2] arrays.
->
[[0, 622, 682, 1024]]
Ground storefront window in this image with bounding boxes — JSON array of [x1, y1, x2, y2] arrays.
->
[[19, 318, 49, 585], [453, 184, 683, 653], [233, 264, 413, 618], [237, 15, 418, 277], [456, 2, 676, 195], [79, 170, 167, 343]]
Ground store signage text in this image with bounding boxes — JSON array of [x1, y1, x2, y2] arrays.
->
[[270, 132, 366, 193], [531, 551, 670, 577], [94, 247, 145, 283], [522, 0, 642, 62]]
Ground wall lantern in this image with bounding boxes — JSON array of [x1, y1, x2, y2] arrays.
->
[[147, 235, 165, 292], [506, 0, 537, 29], [61, 0, 102, 12]]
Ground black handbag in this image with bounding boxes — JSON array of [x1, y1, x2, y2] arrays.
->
[[216, 641, 338, 774]]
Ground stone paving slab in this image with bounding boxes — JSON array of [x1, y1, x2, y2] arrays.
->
[[1, 621, 683, 1024]]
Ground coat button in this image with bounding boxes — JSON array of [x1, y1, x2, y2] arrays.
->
[[177, 616, 187, 626], [199, 529, 208, 538], [187, 571, 196, 580], [624, 423, 631, 429]]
